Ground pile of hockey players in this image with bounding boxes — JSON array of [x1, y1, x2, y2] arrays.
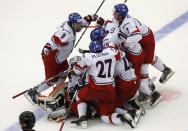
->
[[24, 3, 175, 129]]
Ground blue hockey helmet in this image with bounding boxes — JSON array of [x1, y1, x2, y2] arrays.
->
[[113, 4, 128, 18], [68, 12, 82, 24], [68, 12, 83, 32], [89, 40, 103, 53], [90, 28, 106, 41]]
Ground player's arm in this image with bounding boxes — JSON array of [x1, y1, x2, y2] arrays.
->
[[119, 22, 142, 49], [82, 14, 105, 28], [51, 28, 70, 46], [121, 21, 141, 40]]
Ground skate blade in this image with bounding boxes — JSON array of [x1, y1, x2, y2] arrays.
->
[[139, 96, 164, 110], [161, 71, 175, 84], [134, 109, 144, 124], [149, 96, 164, 108], [71, 121, 88, 129]]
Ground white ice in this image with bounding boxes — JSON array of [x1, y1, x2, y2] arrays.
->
[[0, 0, 188, 131]]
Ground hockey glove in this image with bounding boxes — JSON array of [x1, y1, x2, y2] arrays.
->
[[96, 17, 105, 27], [84, 14, 98, 24], [42, 43, 52, 56]]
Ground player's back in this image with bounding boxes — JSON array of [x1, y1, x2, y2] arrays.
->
[[84, 48, 120, 85], [52, 22, 76, 45], [114, 56, 136, 81], [45, 22, 76, 63]]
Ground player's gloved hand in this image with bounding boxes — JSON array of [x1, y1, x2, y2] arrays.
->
[[84, 14, 98, 24], [95, 17, 105, 27], [42, 48, 50, 55]]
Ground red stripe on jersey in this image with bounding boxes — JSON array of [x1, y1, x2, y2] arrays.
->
[[104, 45, 117, 49], [104, 20, 112, 26], [75, 63, 88, 71], [51, 35, 63, 46], [109, 114, 113, 124], [115, 51, 121, 61], [131, 27, 140, 35], [51, 35, 68, 46]]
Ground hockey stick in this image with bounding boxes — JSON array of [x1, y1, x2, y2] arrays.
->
[[59, 90, 78, 131], [124, 0, 128, 3], [74, 0, 106, 48], [12, 69, 72, 99], [59, 69, 88, 131]]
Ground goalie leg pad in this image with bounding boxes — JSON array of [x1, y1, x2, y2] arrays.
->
[[47, 107, 68, 122]]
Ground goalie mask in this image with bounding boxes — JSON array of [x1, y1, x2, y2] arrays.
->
[[19, 111, 36, 130]]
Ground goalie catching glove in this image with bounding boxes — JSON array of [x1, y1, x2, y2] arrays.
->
[[37, 87, 66, 111]]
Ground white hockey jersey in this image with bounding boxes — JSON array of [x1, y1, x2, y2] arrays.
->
[[73, 48, 120, 85], [43, 22, 76, 63], [112, 15, 143, 54], [133, 18, 150, 36], [103, 22, 120, 48], [114, 56, 136, 81]]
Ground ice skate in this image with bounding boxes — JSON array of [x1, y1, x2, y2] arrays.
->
[[159, 66, 175, 84], [149, 91, 163, 107], [117, 113, 137, 128], [127, 109, 142, 124], [71, 115, 88, 129]]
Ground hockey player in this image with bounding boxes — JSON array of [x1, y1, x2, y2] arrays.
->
[[70, 40, 137, 128], [132, 16, 175, 84], [112, 4, 167, 107], [19, 111, 36, 131], [36, 56, 96, 122], [90, 26, 143, 123], [113, 4, 175, 107], [24, 13, 98, 105]]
